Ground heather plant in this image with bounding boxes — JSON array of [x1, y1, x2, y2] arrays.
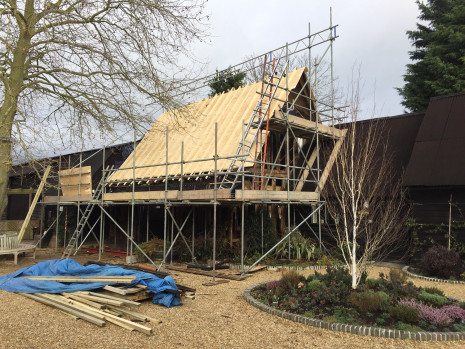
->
[[266, 281, 281, 290], [417, 290, 449, 307], [421, 245, 463, 279], [398, 299, 453, 326]]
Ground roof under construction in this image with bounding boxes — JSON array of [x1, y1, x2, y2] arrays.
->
[[108, 67, 342, 185]]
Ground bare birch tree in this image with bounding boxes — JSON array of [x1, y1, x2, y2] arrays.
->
[[323, 81, 409, 289], [0, 0, 208, 216]]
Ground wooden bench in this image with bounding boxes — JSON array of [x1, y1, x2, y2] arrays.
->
[[0, 244, 36, 264]]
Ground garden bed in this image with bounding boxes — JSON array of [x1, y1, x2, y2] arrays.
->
[[403, 266, 465, 285], [245, 268, 465, 341]]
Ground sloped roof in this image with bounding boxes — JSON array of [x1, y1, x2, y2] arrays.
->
[[109, 67, 309, 183], [404, 93, 465, 186]]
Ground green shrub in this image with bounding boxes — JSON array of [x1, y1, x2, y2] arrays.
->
[[318, 267, 352, 288], [280, 270, 303, 288], [423, 286, 445, 297], [389, 305, 420, 323], [389, 269, 407, 285], [417, 290, 449, 307], [135, 237, 164, 258], [306, 279, 322, 292], [397, 322, 422, 332], [375, 317, 385, 325], [452, 323, 465, 332], [366, 278, 380, 289], [348, 290, 390, 313]]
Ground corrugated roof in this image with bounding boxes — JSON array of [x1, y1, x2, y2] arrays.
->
[[109, 67, 308, 183], [404, 92, 465, 186]]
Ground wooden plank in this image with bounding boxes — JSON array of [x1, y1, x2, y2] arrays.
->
[[63, 293, 105, 309], [102, 285, 143, 295], [39, 293, 107, 320], [22, 275, 136, 284], [65, 298, 152, 335], [43, 194, 93, 203], [164, 265, 247, 281], [18, 166, 51, 243], [103, 191, 178, 202], [235, 190, 318, 202], [315, 128, 348, 194], [180, 189, 231, 200], [84, 291, 142, 306], [21, 293, 106, 327]]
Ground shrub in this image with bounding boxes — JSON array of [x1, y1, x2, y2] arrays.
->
[[421, 245, 462, 279], [280, 270, 303, 288], [308, 280, 349, 305], [389, 305, 420, 323], [318, 267, 352, 289], [348, 290, 391, 313], [423, 287, 445, 297], [283, 296, 299, 309], [366, 278, 380, 289], [397, 322, 422, 332], [316, 255, 339, 266], [417, 290, 449, 307], [306, 279, 322, 292], [389, 269, 407, 285]]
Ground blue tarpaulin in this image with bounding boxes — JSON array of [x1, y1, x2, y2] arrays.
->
[[0, 259, 180, 308]]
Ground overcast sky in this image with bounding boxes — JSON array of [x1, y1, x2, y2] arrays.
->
[[193, 0, 421, 119]]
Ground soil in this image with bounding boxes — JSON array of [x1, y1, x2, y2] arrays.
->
[[0, 248, 464, 349]]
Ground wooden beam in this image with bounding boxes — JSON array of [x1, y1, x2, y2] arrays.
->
[[235, 190, 318, 202], [103, 191, 178, 201], [43, 194, 93, 203], [316, 129, 348, 194], [18, 166, 51, 243], [273, 110, 345, 138], [7, 188, 37, 195]]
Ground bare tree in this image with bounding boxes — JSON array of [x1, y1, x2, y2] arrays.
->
[[0, 0, 208, 215], [323, 80, 409, 289]]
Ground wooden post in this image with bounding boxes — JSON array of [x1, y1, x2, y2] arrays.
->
[[18, 166, 51, 243]]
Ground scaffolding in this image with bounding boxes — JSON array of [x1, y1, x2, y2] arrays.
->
[[40, 15, 345, 279]]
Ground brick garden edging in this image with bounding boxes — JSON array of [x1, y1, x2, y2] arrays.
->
[[243, 281, 465, 341], [227, 263, 344, 271], [402, 266, 465, 285]]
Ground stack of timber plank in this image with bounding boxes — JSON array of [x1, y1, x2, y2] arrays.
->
[[21, 289, 158, 335]]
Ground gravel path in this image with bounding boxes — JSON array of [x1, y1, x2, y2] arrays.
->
[[0, 249, 464, 349]]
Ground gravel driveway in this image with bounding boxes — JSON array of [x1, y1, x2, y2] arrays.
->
[[0, 249, 463, 349]]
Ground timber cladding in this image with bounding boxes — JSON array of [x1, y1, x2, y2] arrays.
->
[[59, 166, 92, 197]]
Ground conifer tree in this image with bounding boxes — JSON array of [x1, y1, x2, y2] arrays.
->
[[398, 0, 465, 112]]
